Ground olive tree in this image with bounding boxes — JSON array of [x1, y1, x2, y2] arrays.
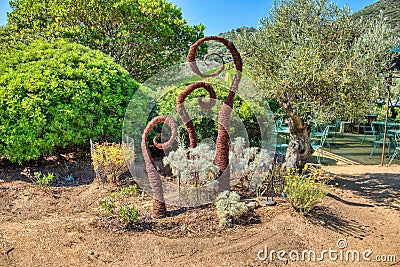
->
[[7, 0, 206, 82], [237, 0, 398, 169]]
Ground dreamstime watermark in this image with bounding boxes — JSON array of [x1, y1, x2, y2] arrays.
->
[[257, 238, 397, 263]]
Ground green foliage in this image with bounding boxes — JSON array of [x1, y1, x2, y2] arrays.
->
[[118, 205, 140, 225], [0, 37, 139, 163], [99, 198, 116, 215], [283, 165, 329, 213], [109, 184, 138, 198], [237, 0, 398, 124], [91, 142, 135, 184], [7, 0, 206, 82], [215, 191, 249, 227], [33, 171, 55, 186], [98, 185, 141, 225]]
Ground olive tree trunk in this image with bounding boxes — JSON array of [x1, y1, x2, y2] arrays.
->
[[282, 103, 314, 169]]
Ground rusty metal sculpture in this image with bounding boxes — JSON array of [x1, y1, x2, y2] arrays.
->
[[176, 81, 217, 148], [141, 116, 177, 218], [186, 36, 243, 190], [142, 36, 242, 218]]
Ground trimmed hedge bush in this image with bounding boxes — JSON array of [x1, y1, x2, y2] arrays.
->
[[0, 37, 139, 163]]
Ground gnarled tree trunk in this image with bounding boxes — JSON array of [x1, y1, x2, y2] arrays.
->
[[282, 103, 314, 170]]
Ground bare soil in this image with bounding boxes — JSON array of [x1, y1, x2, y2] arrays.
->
[[0, 157, 399, 267]]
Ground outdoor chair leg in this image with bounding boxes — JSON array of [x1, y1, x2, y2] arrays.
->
[[369, 144, 377, 158], [361, 134, 366, 144], [316, 149, 322, 164], [388, 150, 399, 166], [332, 136, 338, 148]]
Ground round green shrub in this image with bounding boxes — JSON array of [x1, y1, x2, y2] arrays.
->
[[0, 37, 139, 163]]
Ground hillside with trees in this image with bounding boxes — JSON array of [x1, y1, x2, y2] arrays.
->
[[206, 27, 255, 63], [352, 0, 399, 33]]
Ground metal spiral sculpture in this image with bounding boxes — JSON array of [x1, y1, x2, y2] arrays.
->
[[141, 116, 177, 218], [186, 36, 243, 189], [177, 81, 216, 148], [142, 36, 242, 218]]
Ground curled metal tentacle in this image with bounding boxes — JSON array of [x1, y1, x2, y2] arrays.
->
[[187, 36, 243, 190], [188, 36, 243, 80], [177, 81, 216, 148], [141, 115, 177, 218], [203, 52, 225, 67]]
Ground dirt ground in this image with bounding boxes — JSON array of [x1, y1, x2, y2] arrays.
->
[[0, 157, 399, 267]]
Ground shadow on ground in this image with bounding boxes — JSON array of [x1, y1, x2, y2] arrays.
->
[[0, 156, 96, 187], [306, 206, 370, 240], [334, 173, 400, 211]]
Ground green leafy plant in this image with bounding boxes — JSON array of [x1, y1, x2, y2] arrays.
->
[[98, 197, 116, 215], [215, 191, 249, 227], [7, 0, 206, 82], [98, 185, 141, 224], [33, 172, 55, 186], [118, 205, 140, 225], [283, 165, 329, 213], [91, 142, 135, 184], [0, 37, 139, 163]]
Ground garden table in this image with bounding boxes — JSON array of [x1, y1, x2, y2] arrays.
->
[[364, 114, 378, 124]]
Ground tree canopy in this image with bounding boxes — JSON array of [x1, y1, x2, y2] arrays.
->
[[237, 0, 399, 168], [7, 0, 206, 82], [238, 0, 398, 123]]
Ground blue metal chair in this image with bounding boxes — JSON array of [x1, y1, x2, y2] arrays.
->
[[388, 132, 400, 165], [361, 122, 378, 144], [311, 125, 329, 164], [369, 136, 392, 158]]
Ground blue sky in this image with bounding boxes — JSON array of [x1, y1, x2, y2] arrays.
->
[[0, 0, 11, 26], [169, 0, 378, 35], [1, 0, 377, 35]]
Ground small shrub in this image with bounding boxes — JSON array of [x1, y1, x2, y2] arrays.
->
[[33, 171, 55, 186], [163, 143, 220, 187], [98, 197, 116, 215], [283, 165, 329, 213], [110, 184, 137, 198], [91, 141, 135, 184], [215, 191, 248, 227], [118, 205, 140, 225], [98, 185, 140, 225], [229, 137, 271, 181]]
